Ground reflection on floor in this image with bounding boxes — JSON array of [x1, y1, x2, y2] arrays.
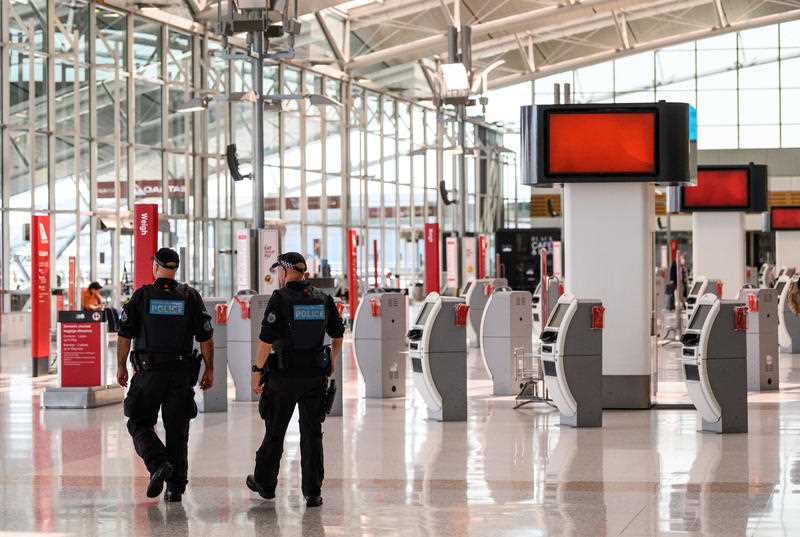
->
[[2, 338, 800, 536]]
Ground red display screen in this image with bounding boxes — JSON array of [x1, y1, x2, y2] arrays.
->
[[683, 168, 749, 209], [546, 111, 657, 175], [771, 207, 800, 230]]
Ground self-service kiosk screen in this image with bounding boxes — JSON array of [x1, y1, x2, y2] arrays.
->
[[547, 303, 570, 328], [690, 282, 703, 295], [416, 303, 435, 326], [689, 305, 712, 330], [776, 281, 787, 295], [462, 281, 473, 296]]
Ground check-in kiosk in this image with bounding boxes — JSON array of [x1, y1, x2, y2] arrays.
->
[[777, 274, 800, 353], [532, 276, 561, 337], [353, 291, 407, 398], [778, 267, 796, 279], [540, 295, 604, 428], [686, 277, 722, 318], [681, 294, 747, 433], [738, 287, 779, 391], [463, 278, 507, 348], [226, 292, 270, 402], [479, 290, 533, 396], [759, 264, 776, 289], [407, 293, 467, 421], [195, 298, 229, 412]]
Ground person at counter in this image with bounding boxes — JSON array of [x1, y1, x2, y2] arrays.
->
[[82, 282, 104, 312]]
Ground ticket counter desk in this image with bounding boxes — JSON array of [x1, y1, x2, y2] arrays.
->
[[681, 294, 747, 433], [407, 293, 467, 421], [540, 296, 604, 428]]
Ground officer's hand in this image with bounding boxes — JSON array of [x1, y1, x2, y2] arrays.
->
[[199, 367, 214, 391], [117, 367, 129, 388], [252, 372, 263, 395]]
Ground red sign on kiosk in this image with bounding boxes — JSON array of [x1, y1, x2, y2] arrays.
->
[[58, 310, 105, 388]]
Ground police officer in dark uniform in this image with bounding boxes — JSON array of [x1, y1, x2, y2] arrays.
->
[[246, 252, 345, 508], [116, 247, 215, 503]]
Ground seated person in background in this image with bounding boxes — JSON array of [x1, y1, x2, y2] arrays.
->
[[82, 282, 104, 312]]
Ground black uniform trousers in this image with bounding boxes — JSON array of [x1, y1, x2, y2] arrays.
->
[[254, 375, 327, 497], [124, 361, 198, 493]]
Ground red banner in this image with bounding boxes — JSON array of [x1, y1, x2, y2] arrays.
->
[[133, 204, 158, 290], [31, 215, 51, 374], [424, 223, 440, 295], [68, 256, 75, 309], [59, 313, 103, 387], [347, 229, 359, 321], [478, 234, 487, 279]]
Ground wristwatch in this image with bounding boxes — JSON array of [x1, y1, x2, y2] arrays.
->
[[251, 364, 264, 373]]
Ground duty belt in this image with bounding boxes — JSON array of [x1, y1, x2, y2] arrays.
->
[[132, 351, 194, 371]]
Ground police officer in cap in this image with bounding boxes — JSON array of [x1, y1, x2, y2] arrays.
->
[[117, 247, 215, 502], [246, 252, 345, 507]]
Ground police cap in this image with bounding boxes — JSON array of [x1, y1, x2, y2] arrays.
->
[[153, 247, 180, 269], [270, 252, 307, 273]]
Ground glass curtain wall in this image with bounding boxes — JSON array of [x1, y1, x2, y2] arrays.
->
[[0, 2, 505, 312]]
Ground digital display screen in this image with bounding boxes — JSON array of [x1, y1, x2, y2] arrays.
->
[[682, 168, 749, 210], [547, 303, 570, 328], [771, 207, 800, 231], [776, 281, 787, 295], [415, 303, 435, 326], [690, 282, 703, 295], [462, 281, 473, 296], [689, 304, 712, 330], [546, 111, 657, 175]]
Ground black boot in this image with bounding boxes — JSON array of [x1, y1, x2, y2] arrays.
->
[[305, 496, 323, 508], [164, 489, 182, 503], [246, 475, 275, 500], [146, 462, 174, 498]]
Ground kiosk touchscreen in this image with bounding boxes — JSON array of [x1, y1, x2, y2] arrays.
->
[[532, 276, 561, 337], [226, 292, 270, 402], [738, 287, 779, 391], [686, 277, 722, 318], [463, 278, 508, 348], [681, 294, 747, 433], [407, 293, 467, 421], [539, 295, 603, 428], [353, 290, 407, 398], [479, 290, 533, 396], [777, 274, 800, 353]]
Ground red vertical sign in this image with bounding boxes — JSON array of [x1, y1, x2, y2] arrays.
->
[[669, 239, 678, 262], [478, 234, 487, 279], [68, 256, 76, 309], [31, 215, 51, 376], [133, 204, 158, 290], [347, 229, 359, 321], [424, 223, 440, 295]]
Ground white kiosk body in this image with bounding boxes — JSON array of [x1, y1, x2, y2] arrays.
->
[[532, 277, 561, 337], [195, 298, 229, 412], [759, 264, 776, 289], [686, 277, 722, 318], [479, 290, 533, 396], [408, 293, 467, 421], [353, 291, 407, 398], [540, 295, 604, 428], [738, 287, 779, 391], [777, 274, 800, 353], [463, 278, 508, 348], [226, 292, 270, 402], [682, 294, 747, 433]]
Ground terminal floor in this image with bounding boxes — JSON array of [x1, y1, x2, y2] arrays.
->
[[2, 341, 800, 536]]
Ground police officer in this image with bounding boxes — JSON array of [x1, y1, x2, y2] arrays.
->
[[246, 252, 345, 508], [116, 247, 215, 503]]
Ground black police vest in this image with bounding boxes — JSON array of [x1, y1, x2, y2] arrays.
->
[[275, 285, 329, 369], [133, 283, 194, 356]]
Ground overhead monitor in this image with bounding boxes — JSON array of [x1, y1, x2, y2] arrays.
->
[[689, 304, 712, 330], [771, 206, 800, 231], [680, 164, 767, 213], [415, 302, 435, 326], [547, 303, 570, 328], [521, 102, 691, 185]]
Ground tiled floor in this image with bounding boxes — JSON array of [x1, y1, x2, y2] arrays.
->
[[2, 336, 800, 537]]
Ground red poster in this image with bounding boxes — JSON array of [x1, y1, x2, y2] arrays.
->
[[133, 204, 158, 290], [424, 223, 440, 295], [478, 235, 487, 279], [59, 314, 102, 387], [347, 229, 359, 321], [31, 215, 51, 375], [68, 256, 76, 309]]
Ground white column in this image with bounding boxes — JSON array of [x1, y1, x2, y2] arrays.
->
[[776, 231, 800, 271], [692, 212, 745, 299], [563, 183, 653, 409]]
